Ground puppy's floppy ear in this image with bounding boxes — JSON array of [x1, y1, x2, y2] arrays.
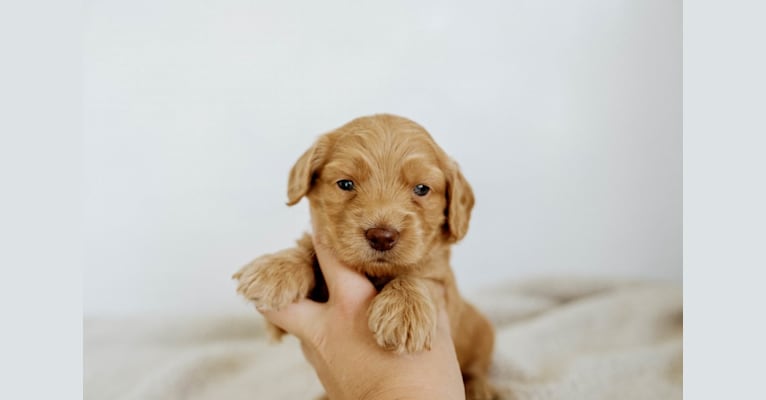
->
[[445, 160, 475, 242], [287, 136, 330, 206]]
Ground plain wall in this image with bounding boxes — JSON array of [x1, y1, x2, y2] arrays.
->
[[83, 0, 681, 316]]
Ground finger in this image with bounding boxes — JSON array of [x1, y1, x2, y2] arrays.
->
[[257, 298, 322, 341], [435, 306, 453, 336], [312, 234, 376, 304]]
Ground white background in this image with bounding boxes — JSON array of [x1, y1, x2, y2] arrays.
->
[[83, 0, 681, 316]]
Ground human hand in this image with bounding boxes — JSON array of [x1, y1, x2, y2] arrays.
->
[[258, 233, 465, 400]]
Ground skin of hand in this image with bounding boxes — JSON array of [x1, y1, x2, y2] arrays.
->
[[258, 223, 466, 400]]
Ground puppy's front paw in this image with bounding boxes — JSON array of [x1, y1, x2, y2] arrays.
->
[[367, 279, 437, 354], [233, 252, 314, 311]]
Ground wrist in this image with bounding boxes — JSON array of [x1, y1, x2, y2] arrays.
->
[[362, 384, 465, 400]]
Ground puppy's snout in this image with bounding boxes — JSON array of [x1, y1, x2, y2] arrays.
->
[[365, 227, 400, 251]]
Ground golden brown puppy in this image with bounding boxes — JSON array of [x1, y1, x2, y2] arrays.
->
[[234, 114, 496, 399]]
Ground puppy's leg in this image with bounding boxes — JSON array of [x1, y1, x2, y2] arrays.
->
[[233, 233, 315, 341], [455, 301, 498, 400], [367, 276, 437, 354], [465, 375, 498, 400]]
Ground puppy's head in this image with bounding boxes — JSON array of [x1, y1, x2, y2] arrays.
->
[[287, 114, 474, 273]]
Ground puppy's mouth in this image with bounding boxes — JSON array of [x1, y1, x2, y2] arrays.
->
[[363, 256, 400, 275], [366, 251, 408, 268], [363, 251, 398, 267], [351, 244, 420, 273], [365, 251, 392, 263]]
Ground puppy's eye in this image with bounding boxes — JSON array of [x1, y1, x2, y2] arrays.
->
[[336, 179, 355, 191], [413, 184, 430, 196]]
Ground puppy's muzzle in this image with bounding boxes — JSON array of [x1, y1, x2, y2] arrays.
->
[[365, 227, 400, 251]]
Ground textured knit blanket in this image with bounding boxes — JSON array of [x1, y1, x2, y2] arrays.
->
[[84, 278, 682, 400]]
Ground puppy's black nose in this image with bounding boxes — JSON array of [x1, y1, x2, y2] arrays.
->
[[365, 227, 400, 251]]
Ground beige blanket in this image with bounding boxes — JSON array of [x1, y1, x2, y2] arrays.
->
[[84, 278, 682, 400]]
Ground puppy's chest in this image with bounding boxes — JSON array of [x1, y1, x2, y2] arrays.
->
[[366, 274, 393, 292]]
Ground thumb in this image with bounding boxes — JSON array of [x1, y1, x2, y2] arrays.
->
[[258, 299, 322, 341], [312, 235, 376, 305]]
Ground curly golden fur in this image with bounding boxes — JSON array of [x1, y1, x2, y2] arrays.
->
[[234, 114, 496, 399]]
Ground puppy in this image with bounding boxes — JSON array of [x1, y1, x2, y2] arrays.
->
[[234, 114, 496, 400]]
